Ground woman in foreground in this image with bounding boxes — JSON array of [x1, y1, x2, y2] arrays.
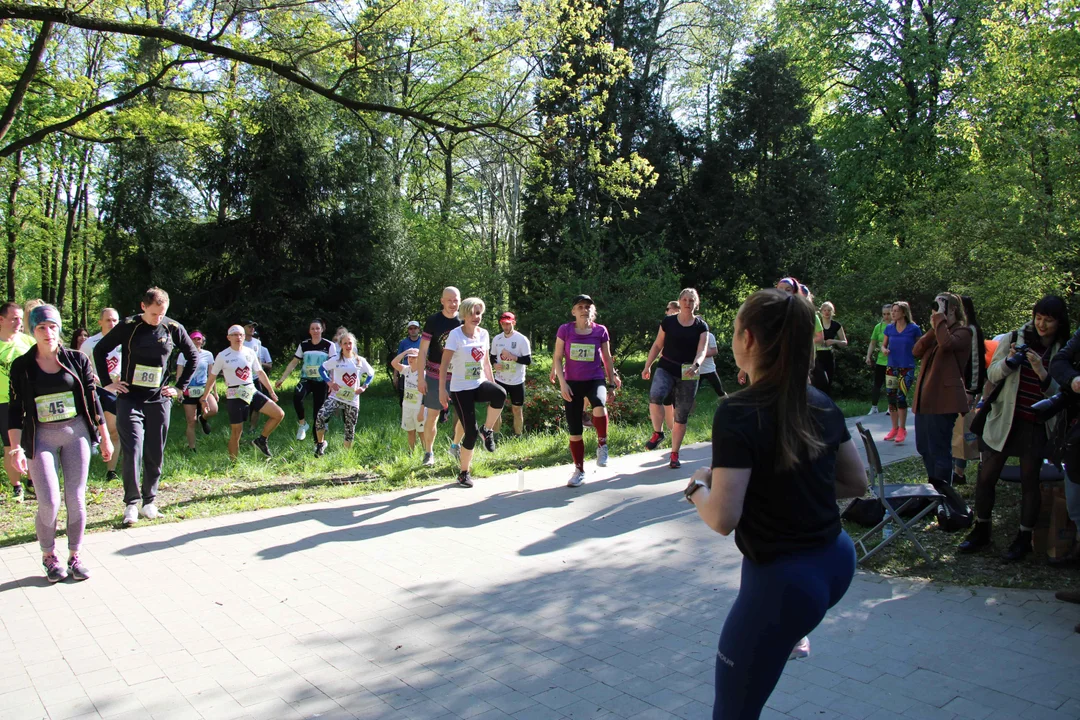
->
[[685, 289, 868, 719]]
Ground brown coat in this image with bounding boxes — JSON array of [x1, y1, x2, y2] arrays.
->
[[912, 317, 973, 415]]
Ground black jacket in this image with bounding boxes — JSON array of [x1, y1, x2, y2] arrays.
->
[[8, 346, 104, 459], [93, 314, 198, 402], [1050, 327, 1080, 393]]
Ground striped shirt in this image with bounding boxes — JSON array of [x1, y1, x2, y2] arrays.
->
[[1014, 345, 1052, 423]]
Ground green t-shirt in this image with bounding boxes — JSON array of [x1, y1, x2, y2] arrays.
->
[[870, 322, 888, 366], [0, 333, 35, 404], [814, 314, 825, 351]]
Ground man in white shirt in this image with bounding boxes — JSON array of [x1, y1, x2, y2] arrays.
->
[[490, 312, 532, 435]]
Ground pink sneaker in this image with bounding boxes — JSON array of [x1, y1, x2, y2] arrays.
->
[[788, 636, 810, 660], [884, 428, 899, 441], [895, 428, 907, 444]]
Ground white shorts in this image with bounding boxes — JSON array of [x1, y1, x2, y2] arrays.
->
[[401, 402, 425, 432]]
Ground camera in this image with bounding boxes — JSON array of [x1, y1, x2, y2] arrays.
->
[[932, 297, 945, 314], [1006, 343, 1031, 370], [1032, 391, 1077, 423]]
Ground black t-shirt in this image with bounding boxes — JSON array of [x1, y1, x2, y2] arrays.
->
[[659, 314, 708, 376], [422, 312, 463, 377], [822, 321, 843, 344], [30, 367, 78, 423], [711, 386, 850, 564]]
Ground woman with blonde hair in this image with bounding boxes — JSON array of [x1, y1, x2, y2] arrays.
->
[[812, 301, 847, 396], [882, 301, 920, 443]]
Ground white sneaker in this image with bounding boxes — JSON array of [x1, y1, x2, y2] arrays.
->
[[139, 503, 163, 520], [422, 452, 435, 467], [123, 504, 138, 526], [868, 406, 879, 415], [788, 636, 810, 660], [596, 445, 609, 467], [567, 469, 586, 488], [296, 422, 308, 441]]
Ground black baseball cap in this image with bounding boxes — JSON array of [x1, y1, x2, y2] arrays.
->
[[571, 294, 594, 307]]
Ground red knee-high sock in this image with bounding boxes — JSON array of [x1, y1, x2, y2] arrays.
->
[[569, 439, 585, 471], [593, 415, 608, 446]]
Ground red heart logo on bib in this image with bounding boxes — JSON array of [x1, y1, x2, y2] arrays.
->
[[471, 348, 484, 362], [235, 366, 250, 381], [107, 357, 119, 373], [342, 372, 357, 387]]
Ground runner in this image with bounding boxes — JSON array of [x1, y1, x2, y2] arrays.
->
[[92, 288, 199, 526], [313, 333, 374, 456], [207, 325, 284, 461], [8, 304, 113, 582], [642, 288, 709, 469], [866, 304, 893, 414], [553, 294, 621, 487], [274, 319, 337, 444], [491, 311, 531, 436], [175, 331, 218, 451], [391, 347, 424, 452], [882, 301, 921, 444], [661, 301, 679, 434], [80, 308, 122, 482], [697, 329, 725, 397], [393, 320, 422, 405], [0, 302, 35, 501], [439, 297, 506, 488], [417, 287, 465, 467], [243, 321, 272, 433]]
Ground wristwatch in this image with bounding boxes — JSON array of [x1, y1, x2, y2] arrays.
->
[[684, 479, 707, 503]]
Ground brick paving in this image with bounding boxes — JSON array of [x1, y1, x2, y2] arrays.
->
[[1, 415, 1078, 719]]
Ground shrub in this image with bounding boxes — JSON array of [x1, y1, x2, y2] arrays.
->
[[519, 376, 650, 432]]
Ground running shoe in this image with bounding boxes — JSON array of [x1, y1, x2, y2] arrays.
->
[[448, 444, 461, 462], [567, 469, 586, 488], [788, 636, 810, 660], [12, 483, 24, 503], [479, 427, 496, 453], [123, 504, 138, 526], [253, 436, 272, 458], [43, 554, 68, 583], [315, 441, 327, 458], [140, 503, 163, 520], [894, 427, 907, 444], [105, 470, 119, 483], [669, 452, 681, 469], [596, 445, 609, 467], [200, 416, 212, 435], [868, 406, 879, 415], [296, 422, 308, 441], [457, 471, 474, 488], [67, 554, 90, 581], [883, 428, 899, 441], [422, 451, 435, 467], [645, 431, 665, 450]]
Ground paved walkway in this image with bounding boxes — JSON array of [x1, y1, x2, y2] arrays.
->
[[2, 415, 1078, 720]]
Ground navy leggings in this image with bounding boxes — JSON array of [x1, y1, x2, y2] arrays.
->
[[713, 531, 856, 720]]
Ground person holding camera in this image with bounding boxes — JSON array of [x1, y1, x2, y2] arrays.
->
[[959, 295, 1071, 560], [685, 288, 867, 719], [1049, 325, 1080, 575], [911, 293, 973, 489]]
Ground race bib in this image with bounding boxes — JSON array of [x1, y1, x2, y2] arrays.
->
[[302, 363, 321, 379], [885, 374, 899, 390], [106, 356, 121, 383], [496, 361, 515, 375], [35, 391, 76, 423], [335, 386, 356, 403], [187, 385, 205, 398], [132, 364, 164, 388], [404, 388, 419, 405], [462, 361, 482, 380], [568, 343, 595, 363], [227, 384, 256, 404], [682, 363, 696, 380]]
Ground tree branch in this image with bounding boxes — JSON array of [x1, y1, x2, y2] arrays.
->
[[0, 21, 54, 145]]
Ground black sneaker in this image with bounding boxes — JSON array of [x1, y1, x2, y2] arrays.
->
[[200, 417, 212, 435], [1003, 530, 1032, 563], [252, 436, 272, 458], [314, 441, 327, 458], [479, 426, 496, 453], [43, 554, 68, 583], [645, 431, 665, 450], [105, 470, 119, 483], [457, 471, 474, 488], [12, 483, 24, 503], [67, 554, 90, 581]]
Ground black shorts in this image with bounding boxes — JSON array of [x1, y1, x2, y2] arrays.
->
[[181, 387, 208, 406], [97, 387, 117, 415], [0, 402, 8, 446], [226, 390, 269, 424], [497, 381, 525, 407]]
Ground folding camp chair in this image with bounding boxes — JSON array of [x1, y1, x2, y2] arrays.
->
[[852, 422, 943, 563]]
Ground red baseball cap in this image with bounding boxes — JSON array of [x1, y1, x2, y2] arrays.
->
[[499, 312, 516, 323]]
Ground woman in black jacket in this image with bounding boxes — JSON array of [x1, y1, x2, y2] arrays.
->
[[8, 305, 112, 582]]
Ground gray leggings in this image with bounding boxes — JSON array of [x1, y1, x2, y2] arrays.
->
[[30, 419, 92, 554]]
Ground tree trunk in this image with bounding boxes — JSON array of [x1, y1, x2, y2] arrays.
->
[[56, 146, 89, 310], [5, 149, 23, 300]]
